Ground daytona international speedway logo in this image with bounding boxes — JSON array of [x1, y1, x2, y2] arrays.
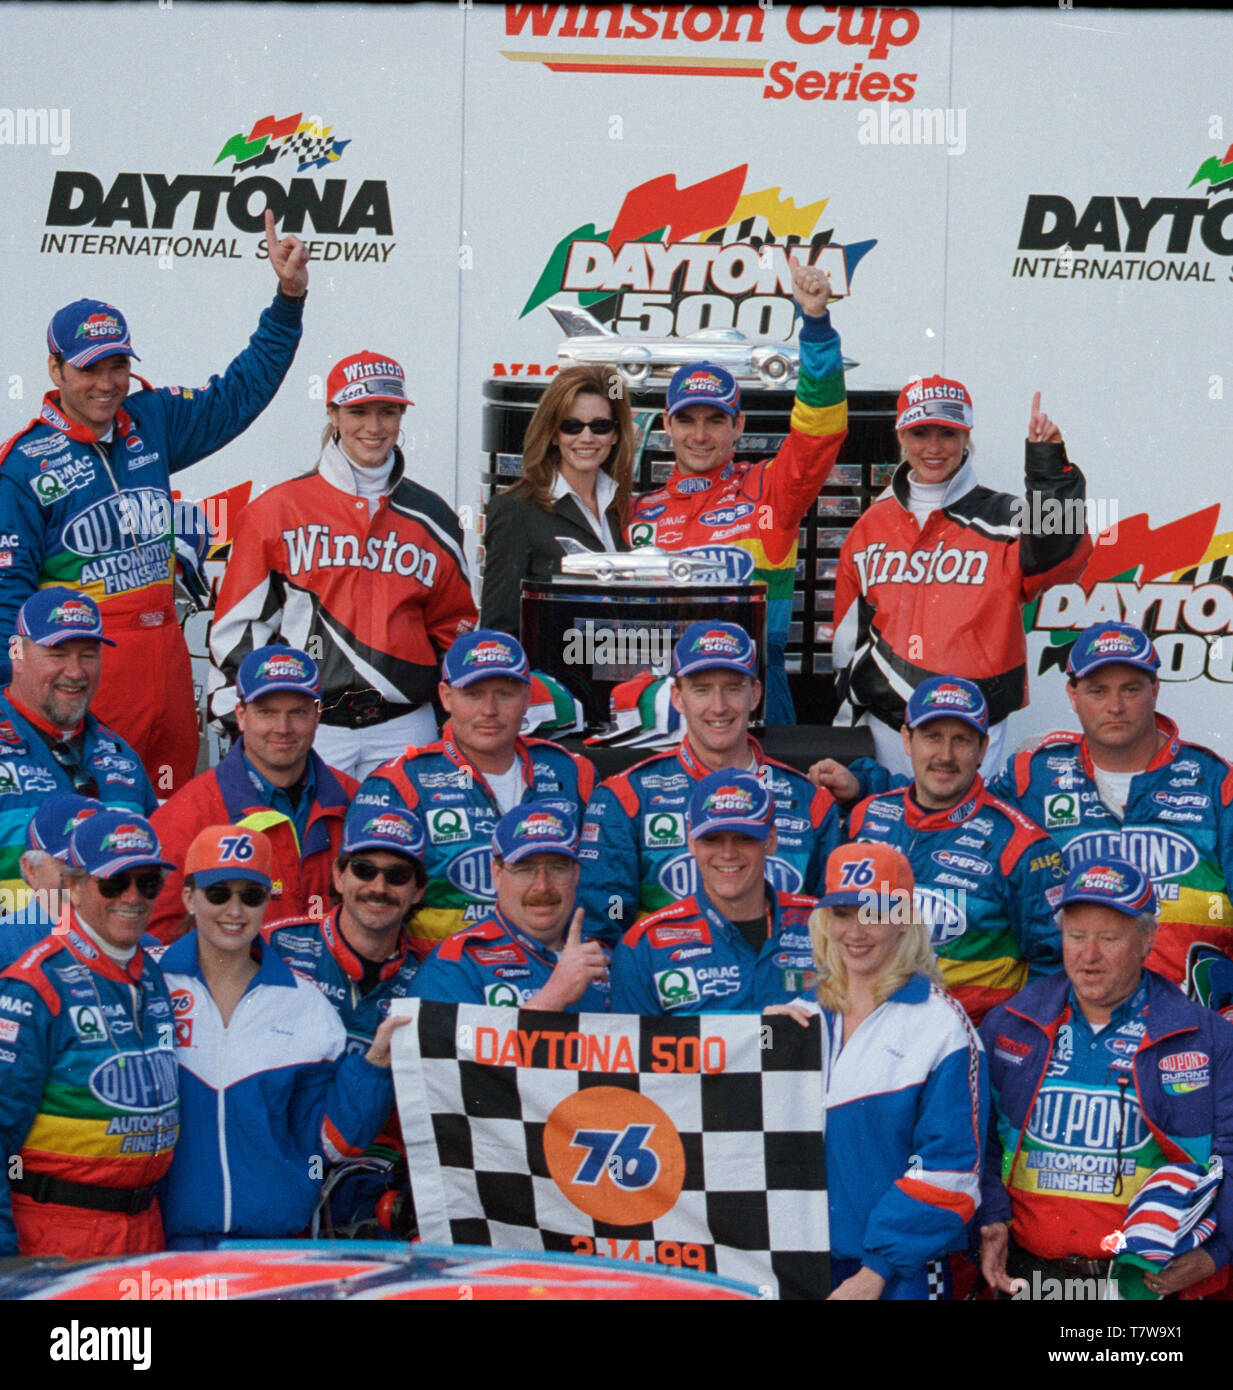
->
[[214, 113, 351, 172]]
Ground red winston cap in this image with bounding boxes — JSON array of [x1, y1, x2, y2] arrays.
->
[[326, 351, 412, 408], [895, 375, 974, 431]]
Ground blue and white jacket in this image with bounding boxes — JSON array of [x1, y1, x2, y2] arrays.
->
[[799, 975, 988, 1280], [156, 932, 393, 1244]]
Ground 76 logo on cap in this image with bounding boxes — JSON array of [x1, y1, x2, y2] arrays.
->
[[838, 857, 877, 888], [218, 833, 256, 861]]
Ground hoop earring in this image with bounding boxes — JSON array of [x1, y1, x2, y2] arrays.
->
[[332, 428, 341, 444], [397, 429, 405, 450]]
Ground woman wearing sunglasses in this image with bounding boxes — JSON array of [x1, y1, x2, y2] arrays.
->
[[155, 824, 407, 1248], [480, 364, 636, 638]]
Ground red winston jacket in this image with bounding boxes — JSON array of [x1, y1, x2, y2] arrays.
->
[[207, 441, 476, 730], [833, 448, 1093, 730]]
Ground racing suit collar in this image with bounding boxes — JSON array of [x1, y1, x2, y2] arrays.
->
[[890, 456, 977, 511], [161, 928, 290, 991], [440, 721, 532, 797], [62, 910, 146, 985], [904, 775, 986, 829], [1078, 713, 1180, 779], [663, 458, 736, 493], [1064, 974, 1148, 1039], [676, 733, 764, 782], [491, 906, 566, 963], [693, 880, 776, 945], [5, 688, 84, 742], [324, 904, 412, 983], [40, 389, 137, 446]]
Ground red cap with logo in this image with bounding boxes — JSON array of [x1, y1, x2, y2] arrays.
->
[[817, 842, 915, 910], [185, 824, 273, 891], [895, 375, 974, 432], [327, 351, 412, 408]]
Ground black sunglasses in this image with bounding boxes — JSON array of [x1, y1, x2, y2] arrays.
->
[[348, 858, 416, 887], [50, 741, 100, 798], [98, 871, 164, 900], [559, 417, 616, 436], [202, 883, 270, 908]]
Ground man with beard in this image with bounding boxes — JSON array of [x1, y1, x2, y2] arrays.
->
[[264, 803, 427, 1054], [0, 588, 154, 914]]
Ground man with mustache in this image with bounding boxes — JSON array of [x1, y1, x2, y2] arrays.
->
[[839, 675, 1067, 1023], [0, 588, 154, 917], [264, 803, 427, 1054], [410, 803, 609, 1012]]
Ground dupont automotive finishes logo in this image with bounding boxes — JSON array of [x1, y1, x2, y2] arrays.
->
[[42, 110, 394, 264], [501, 4, 922, 104], [1027, 503, 1233, 686], [521, 163, 876, 339], [1012, 137, 1233, 286]]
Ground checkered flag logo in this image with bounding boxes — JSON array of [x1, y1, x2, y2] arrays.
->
[[392, 1000, 831, 1299], [214, 114, 351, 172]]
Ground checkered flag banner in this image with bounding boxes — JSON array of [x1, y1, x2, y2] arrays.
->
[[392, 1001, 830, 1299]]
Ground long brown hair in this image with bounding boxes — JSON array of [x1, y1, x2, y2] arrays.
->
[[506, 365, 635, 524]]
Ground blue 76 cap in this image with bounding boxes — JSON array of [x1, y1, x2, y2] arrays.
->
[[666, 361, 741, 418], [236, 645, 322, 702], [1067, 622, 1160, 680], [491, 802, 580, 866], [687, 770, 775, 841], [69, 809, 175, 878], [27, 793, 102, 860], [16, 587, 115, 648], [1059, 857, 1158, 918], [672, 621, 757, 679], [342, 804, 427, 861], [442, 630, 530, 688], [905, 675, 989, 734]]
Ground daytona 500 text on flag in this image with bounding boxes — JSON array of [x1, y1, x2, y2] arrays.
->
[[391, 1001, 830, 1299]]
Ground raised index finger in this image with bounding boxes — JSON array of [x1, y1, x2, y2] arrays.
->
[[1030, 390, 1041, 418], [264, 208, 279, 257], [566, 907, 585, 947]]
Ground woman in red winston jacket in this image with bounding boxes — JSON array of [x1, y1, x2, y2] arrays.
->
[[832, 378, 1092, 780], [207, 351, 476, 780]]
